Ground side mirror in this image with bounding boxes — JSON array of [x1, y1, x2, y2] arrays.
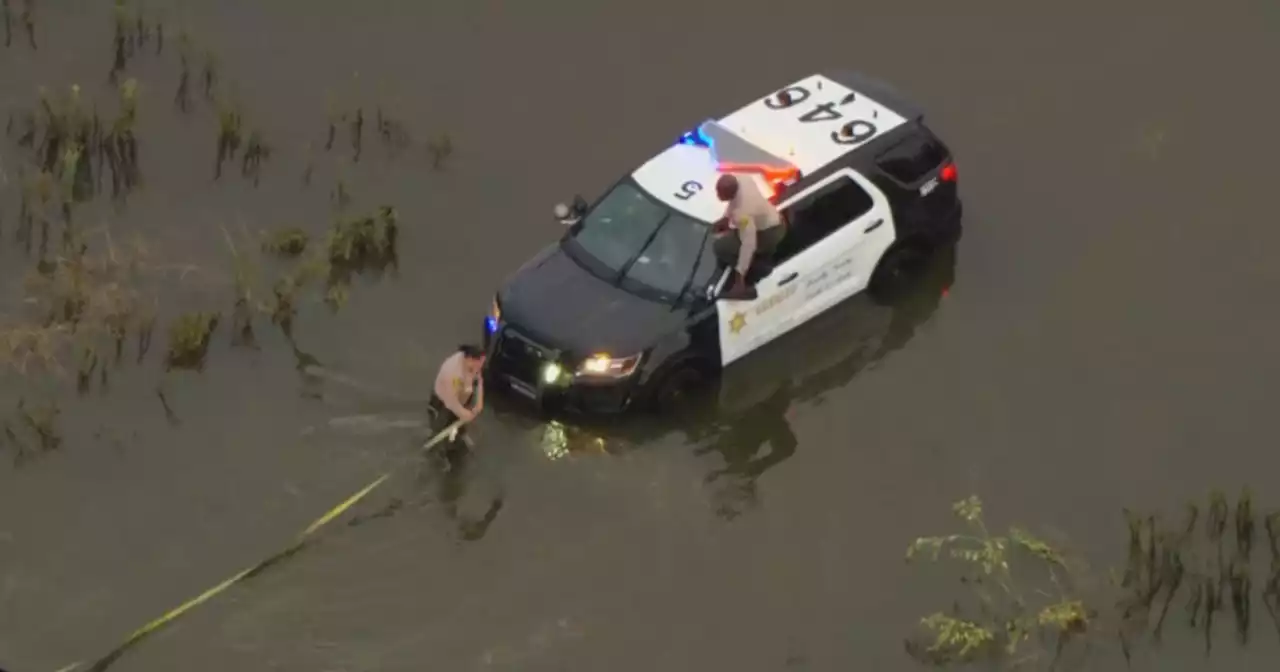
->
[[554, 195, 589, 226], [554, 203, 580, 226]]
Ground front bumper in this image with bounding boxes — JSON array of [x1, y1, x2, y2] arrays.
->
[[483, 323, 640, 415]]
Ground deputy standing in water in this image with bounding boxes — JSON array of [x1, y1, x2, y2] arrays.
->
[[429, 345, 487, 454]]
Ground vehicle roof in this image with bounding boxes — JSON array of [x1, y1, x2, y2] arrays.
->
[[631, 72, 916, 221]]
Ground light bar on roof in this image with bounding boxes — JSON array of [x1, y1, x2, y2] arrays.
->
[[677, 120, 802, 198]]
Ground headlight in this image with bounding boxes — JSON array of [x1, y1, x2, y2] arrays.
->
[[575, 352, 640, 379], [542, 362, 564, 384]]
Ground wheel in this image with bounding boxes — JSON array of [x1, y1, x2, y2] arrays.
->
[[647, 363, 706, 413], [869, 242, 930, 302]]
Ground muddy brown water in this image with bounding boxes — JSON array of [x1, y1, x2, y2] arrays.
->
[[2, 1, 1279, 670]]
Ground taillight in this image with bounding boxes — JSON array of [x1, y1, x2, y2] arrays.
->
[[939, 162, 957, 182]]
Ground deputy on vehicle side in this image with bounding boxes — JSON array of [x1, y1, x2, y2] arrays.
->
[[712, 173, 785, 301]]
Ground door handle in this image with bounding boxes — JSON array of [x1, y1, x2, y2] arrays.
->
[[864, 218, 884, 233], [777, 272, 799, 287]]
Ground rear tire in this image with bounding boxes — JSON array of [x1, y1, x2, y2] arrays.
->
[[869, 242, 930, 303]]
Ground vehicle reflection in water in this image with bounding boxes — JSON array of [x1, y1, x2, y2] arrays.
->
[[500, 242, 959, 520]]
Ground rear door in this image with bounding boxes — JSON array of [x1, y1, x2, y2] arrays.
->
[[783, 168, 894, 329]]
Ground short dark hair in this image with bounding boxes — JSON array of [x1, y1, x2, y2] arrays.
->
[[715, 173, 739, 201], [458, 344, 486, 360]]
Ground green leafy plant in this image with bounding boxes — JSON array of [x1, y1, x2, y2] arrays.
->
[[905, 496, 1091, 668], [908, 492, 1280, 670]]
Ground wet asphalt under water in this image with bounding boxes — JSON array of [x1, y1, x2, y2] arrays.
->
[[2, 1, 1280, 670]]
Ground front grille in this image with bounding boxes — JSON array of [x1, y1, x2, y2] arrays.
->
[[494, 328, 549, 386]]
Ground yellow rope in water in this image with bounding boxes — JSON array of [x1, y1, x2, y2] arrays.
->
[[52, 418, 465, 672]]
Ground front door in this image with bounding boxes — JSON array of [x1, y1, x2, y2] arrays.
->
[[715, 259, 805, 366]]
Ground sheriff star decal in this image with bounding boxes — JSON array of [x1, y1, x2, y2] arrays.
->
[[728, 311, 747, 334]]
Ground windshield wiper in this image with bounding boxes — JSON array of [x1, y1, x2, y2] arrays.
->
[[676, 225, 712, 309], [617, 214, 672, 280]]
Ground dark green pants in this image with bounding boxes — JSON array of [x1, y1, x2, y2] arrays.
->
[[713, 225, 785, 274], [427, 394, 470, 458]]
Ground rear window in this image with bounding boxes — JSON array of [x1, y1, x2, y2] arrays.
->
[[875, 132, 948, 184]]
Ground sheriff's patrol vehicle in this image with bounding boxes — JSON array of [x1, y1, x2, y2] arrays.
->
[[483, 71, 962, 413]]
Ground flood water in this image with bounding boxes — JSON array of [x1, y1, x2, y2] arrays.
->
[[2, 1, 1280, 670]]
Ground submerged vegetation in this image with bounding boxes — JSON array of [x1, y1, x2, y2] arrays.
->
[[0, 1, 451, 466], [906, 491, 1280, 669]]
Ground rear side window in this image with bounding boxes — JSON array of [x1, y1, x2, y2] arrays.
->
[[875, 131, 948, 184], [774, 177, 874, 263]]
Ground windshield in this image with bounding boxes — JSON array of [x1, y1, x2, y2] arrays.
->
[[565, 180, 712, 302]]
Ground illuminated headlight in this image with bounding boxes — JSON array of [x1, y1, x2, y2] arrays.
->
[[485, 296, 501, 334], [575, 353, 640, 379], [542, 362, 564, 384]]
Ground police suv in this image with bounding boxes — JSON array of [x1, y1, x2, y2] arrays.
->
[[483, 71, 962, 413]]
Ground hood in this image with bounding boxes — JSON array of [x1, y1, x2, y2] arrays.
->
[[498, 244, 687, 358]]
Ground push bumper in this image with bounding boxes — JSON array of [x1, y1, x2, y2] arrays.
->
[[483, 323, 639, 415]]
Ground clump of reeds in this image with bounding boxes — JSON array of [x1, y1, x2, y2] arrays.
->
[[376, 106, 411, 153], [164, 311, 219, 371], [325, 204, 398, 286], [350, 107, 364, 162], [19, 0, 34, 49], [3, 0, 14, 49], [261, 227, 308, 258], [201, 49, 218, 101], [1, 398, 61, 465], [4, 225, 163, 389], [174, 32, 192, 112], [102, 78, 142, 197], [106, 1, 159, 83], [330, 178, 351, 211], [213, 99, 242, 179], [17, 81, 144, 203]]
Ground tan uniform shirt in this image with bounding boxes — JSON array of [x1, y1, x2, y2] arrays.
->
[[433, 351, 477, 416], [722, 174, 783, 276]]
